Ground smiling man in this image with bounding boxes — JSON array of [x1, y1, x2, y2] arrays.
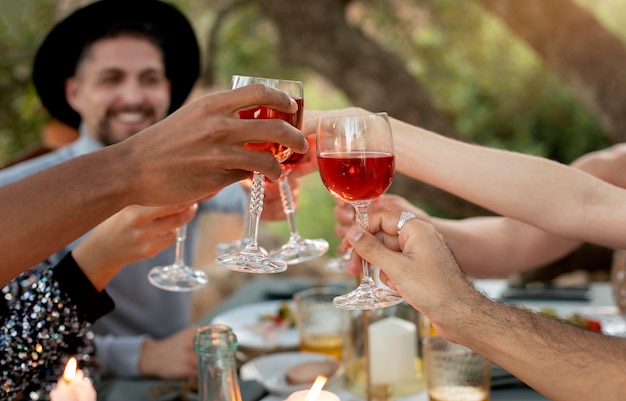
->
[[0, 0, 250, 384]]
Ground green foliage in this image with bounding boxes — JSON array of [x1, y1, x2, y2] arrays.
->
[[0, 0, 56, 164], [356, 0, 610, 163], [0, 0, 623, 249], [213, 3, 304, 87]]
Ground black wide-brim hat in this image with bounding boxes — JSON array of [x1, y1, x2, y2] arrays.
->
[[32, 0, 200, 129]]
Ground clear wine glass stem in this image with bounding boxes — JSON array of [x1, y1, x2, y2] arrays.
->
[[173, 224, 187, 266], [279, 175, 299, 239], [246, 171, 265, 250], [148, 221, 208, 292], [354, 203, 375, 285], [268, 172, 329, 265]]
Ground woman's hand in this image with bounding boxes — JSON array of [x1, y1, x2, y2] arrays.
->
[[73, 204, 197, 290]]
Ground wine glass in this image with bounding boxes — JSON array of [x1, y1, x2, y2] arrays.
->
[[317, 112, 404, 310], [268, 138, 330, 265], [148, 222, 208, 291], [215, 75, 303, 274]]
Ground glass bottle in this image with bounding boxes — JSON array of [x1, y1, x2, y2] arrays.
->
[[194, 324, 242, 401]]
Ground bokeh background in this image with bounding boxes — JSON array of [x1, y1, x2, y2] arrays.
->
[[1, 0, 625, 314]]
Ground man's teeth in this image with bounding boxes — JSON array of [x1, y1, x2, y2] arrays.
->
[[117, 113, 143, 123]]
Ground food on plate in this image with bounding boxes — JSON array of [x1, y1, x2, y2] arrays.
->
[[259, 301, 296, 328], [245, 302, 296, 347], [285, 359, 340, 385]]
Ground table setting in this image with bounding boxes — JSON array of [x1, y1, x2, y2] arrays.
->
[[96, 276, 626, 401]]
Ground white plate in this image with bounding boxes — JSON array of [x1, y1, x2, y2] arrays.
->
[[240, 352, 343, 396], [211, 300, 299, 350]]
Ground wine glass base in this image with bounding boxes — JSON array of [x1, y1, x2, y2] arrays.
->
[[148, 265, 208, 292], [269, 237, 329, 265], [325, 256, 350, 273], [216, 249, 287, 274], [333, 284, 404, 310]]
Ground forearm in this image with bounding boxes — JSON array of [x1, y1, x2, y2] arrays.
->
[[433, 216, 582, 277], [441, 290, 626, 401], [391, 118, 626, 249], [0, 145, 132, 286]]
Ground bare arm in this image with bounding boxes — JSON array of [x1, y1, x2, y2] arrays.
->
[[336, 194, 581, 276], [0, 85, 308, 286], [344, 207, 626, 401], [424, 143, 626, 275], [432, 215, 581, 277], [387, 116, 626, 249]]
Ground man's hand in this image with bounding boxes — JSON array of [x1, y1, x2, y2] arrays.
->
[[138, 326, 199, 379]]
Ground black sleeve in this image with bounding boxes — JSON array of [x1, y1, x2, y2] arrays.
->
[[52, 252, 115, 323]]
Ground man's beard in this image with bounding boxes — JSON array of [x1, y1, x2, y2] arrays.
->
[[95, 106, 158, 146]]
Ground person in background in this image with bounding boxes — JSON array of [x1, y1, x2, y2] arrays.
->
[[323, 108, 626, 401], [0, 0, 311, 383], [334, 143, 626, 278]]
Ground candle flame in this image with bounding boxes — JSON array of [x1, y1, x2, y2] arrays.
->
[[62, 357, 78, 383], [304, 375, 328, 401]]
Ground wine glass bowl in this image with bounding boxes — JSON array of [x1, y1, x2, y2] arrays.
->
[[215, 75, 303, 274], [317, 112, 403, 310]]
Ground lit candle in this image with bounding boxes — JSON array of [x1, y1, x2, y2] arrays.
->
[[285, 375, 340, 401], [368, 316, 417, 384], [50, 357, 97, 401]]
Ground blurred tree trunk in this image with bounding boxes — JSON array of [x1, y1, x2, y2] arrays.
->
[[255, 0, 490, 218], [480, 0, 626, 143]]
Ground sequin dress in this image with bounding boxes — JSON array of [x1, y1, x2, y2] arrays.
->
[[0, 252, 115, 400]]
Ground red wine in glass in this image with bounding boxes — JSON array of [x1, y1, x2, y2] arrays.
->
[[240, 98, 303, 163], [318, 151, 395, 202]]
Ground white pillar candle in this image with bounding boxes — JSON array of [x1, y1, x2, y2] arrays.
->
[[50, 357, 97, 401], [285, 389, 340, 401], [368, 316, 417, 384]]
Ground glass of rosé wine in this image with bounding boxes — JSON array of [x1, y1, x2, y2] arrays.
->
[[215, 75, 303, 273], [317, 112, 403, 310]]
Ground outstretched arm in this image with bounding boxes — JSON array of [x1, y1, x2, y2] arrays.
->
[[386, 115, 626, 250], [343, 207, 626, 401], [0, 85, 308, 285]]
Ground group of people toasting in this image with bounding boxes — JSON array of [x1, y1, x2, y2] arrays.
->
[[1, 1, 625, 401]]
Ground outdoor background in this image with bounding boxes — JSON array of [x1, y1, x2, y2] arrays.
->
[[1, 0, 626, 310]]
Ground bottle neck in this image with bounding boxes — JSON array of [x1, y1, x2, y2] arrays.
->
[[194, 324, 242, 401]]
